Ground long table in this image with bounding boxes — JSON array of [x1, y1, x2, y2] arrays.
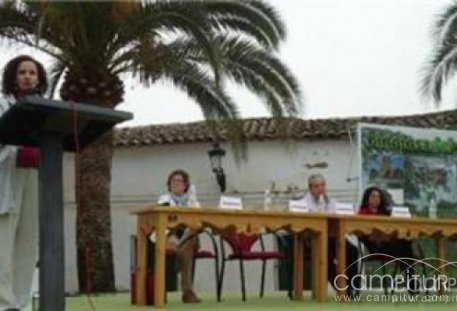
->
[[328, 215, 457, 298], [131, 206, 328, 307], [132, 207, 457, 307]]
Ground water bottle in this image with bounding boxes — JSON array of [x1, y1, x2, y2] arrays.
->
[[187, 184, 200, 208], [264, 189, 272, 210], [429, 197, 437, 219], [316, 194, 326, 213]]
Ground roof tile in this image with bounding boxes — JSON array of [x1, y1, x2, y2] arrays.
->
[[114, 110, 457, 147]]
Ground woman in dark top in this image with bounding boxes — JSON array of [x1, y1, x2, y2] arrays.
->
[[358, 187, 413, 257], [359, 186, 390, 216], [358, 187, 418, 292]]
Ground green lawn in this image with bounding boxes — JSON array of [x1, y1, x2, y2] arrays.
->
[[65, 292, 457, 311]]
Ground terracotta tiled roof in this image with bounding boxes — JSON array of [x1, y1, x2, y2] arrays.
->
[[114, 109, 457, 147]]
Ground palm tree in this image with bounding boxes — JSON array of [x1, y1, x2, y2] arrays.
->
[[421, 3, 457, 103], [0, 0, 301, 292]]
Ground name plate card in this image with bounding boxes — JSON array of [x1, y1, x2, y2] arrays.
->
[[219, 196, 243, 210], [288, 200, 309, 213], [335, 203, 355, 215], [391, 206, 411, 218]]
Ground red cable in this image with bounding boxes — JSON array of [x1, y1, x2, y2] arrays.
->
[[70, 100, 97, 311]]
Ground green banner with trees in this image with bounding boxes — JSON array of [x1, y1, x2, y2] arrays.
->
[[359, 123, 457, 218]]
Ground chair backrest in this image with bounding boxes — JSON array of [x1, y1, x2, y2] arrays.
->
[[222, 232, 260, 254]]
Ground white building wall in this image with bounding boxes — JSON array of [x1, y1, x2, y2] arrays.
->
[[62, 138, 360, 294]]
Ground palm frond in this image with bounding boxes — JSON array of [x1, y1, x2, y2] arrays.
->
[[160, 36, 302, 117], [422, 3, 457, 104], [222, 37, 302, 116], [163, 61, 238, 120], [421, 42, 457, 103], [208, 15, 274, 49], [433, 3, 457, 45], [0, 2, 36, 41], [163, 60, 247, 159], [134, 52, 247, 158], [36, 2, 113, 69], [0, 2, 67, 60], [204, 0, 285, 49], [112, 1, 221, 84]]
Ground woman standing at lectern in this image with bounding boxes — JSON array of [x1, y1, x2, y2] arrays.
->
[[0, 55, 48, 311]]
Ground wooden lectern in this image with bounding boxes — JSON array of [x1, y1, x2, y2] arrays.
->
[[0, 95, 132, 311]]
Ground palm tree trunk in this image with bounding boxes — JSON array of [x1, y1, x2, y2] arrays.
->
[[61, 71, 123, 293], [76, 131, 115, 292]]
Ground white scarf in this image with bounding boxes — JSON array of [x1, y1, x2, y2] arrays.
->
[[157, 192, 189, 207]]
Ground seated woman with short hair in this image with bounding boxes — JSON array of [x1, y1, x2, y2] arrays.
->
[[157, 169, 201, 303]]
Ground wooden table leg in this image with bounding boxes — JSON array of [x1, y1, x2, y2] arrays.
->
[[311, 234, 318, 300], [154, 214, 167, 308], [293, 233, 304, 300], [135, 220, 148, 305], [436, 237, 447, 295], [314, 229, 328, 302], [335, 223, 347, 300]]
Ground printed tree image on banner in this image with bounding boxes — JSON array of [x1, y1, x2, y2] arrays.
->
[[358, 123, 457, 218]]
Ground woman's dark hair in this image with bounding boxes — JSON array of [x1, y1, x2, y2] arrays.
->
[[360, 186, 389, 215], [167, 169, 190, 193], [2, 55, 48, 96]]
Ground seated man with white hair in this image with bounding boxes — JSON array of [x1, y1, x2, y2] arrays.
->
[[302, 174, 336, 213], [304, 174, 360, 297]]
